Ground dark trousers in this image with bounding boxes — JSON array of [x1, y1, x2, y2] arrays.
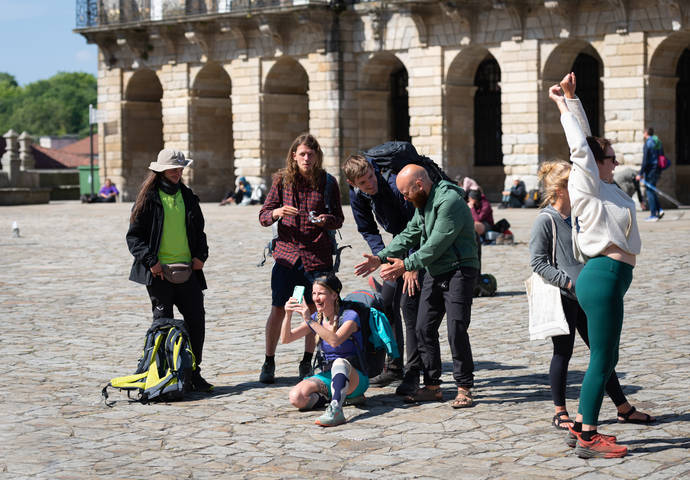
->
[[416, 266, 478, 388], [146, 273, 206, 365], [550, 295, 627, 408], [380, 273, 424, 374], [644, 168, 661, 217]]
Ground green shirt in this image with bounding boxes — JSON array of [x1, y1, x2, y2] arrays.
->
[[158, 189, 192, 265]]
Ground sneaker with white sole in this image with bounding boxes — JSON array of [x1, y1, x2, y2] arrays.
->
[[315, 401, 346, 427], [574, 434, 627, 459]]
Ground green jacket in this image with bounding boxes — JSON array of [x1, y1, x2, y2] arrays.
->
[[377, 180, 479, 276]]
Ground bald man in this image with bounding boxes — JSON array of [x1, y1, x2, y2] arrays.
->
[[355, 164, 480, 408]]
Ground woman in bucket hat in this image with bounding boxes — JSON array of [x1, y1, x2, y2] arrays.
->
[[126, 148, 213, 392]]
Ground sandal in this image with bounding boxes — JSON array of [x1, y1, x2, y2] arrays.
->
[[617, 406, 655, 424], [552, 411, 573, 431], [404, 386, 443, 404], [450, 388, 473, 409]]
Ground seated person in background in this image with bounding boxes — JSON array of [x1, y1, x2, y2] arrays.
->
[[467, 189, 494, 238], [613, 167, 647, 211], [98, 178, 119, 202], [501, 179, 526, 208], [454, 175, 482, 200], [220, 176, 253, 206]]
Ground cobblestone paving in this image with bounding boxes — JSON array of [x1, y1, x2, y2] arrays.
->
[[1, 201, 688, 479]]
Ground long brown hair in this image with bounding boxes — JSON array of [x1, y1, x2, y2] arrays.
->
[[277, 133, 325, 189], [130, 171, 160, 223]]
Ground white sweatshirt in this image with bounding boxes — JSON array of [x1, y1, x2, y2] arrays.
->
[[561, 97, 641, 262]]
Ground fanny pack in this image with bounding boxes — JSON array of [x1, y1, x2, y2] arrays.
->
[[161, 263, 192, 284]]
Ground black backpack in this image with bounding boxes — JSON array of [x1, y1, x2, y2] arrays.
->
[[364, 141, 453, 184], [524, 189, 540, 208], [473, 273, 498, 297]]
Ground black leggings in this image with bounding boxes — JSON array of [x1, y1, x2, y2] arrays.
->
[[550, 294, 627, 408]]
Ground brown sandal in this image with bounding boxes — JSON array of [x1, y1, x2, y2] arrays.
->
[[404, 386, 443, 403], [450, 388, 473, 409]]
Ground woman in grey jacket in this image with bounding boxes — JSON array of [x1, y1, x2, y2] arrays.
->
[[529, 160, 652, 437]]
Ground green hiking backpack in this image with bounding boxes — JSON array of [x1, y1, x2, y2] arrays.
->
[[102, 318, 196, 406]]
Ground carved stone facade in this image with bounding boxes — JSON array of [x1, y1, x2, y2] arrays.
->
[[76, 0, 690, 203]]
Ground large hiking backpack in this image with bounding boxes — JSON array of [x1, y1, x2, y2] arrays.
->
[[102, 318, 196, 406], [257, 173, 350, 271], [364, 141, 453, 184], [315, 290, 399, 378]]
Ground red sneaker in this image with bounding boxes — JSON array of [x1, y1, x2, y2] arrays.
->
[[566, 424, 617, 448], [574, 434, 627, 459]]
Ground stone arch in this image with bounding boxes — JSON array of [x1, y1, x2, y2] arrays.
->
[[122, 69, 163, 201], [357, 52, 409, 150], [445, 47, 503, 198], [384, 13, 421, 50], [189, 62, 233, 201], [261, 56, 309, 181], [648, 31, 690, 204], [540, 40, 604, 165]]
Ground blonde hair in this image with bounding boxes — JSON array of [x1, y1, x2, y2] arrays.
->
[[538, 160, 571, 208]]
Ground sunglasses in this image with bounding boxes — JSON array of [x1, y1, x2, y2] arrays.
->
[[603, 155, 619, 165]]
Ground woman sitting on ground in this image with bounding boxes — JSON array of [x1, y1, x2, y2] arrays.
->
[[529, 159, 654, 439], [550, 72, 654, 459], [281, 274, 369, 427]]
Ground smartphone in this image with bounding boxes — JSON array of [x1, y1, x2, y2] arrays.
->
[[292, 285, 305, 304]]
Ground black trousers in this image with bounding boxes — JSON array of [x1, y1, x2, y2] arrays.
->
[[416, 266, 478, 388], [381, 273, 423, 374], [146, 274, 206, 365]]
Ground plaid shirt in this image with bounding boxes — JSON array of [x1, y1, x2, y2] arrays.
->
[[259, 172, 344, 271]]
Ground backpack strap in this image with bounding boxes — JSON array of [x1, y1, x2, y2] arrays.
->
[[539, 211, 557, 267]]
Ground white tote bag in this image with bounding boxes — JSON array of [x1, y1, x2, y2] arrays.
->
[[525, 213, 570, 340]]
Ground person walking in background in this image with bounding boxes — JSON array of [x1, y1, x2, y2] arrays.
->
[[529, 159, 654, 438], [258, 133, 344, 384], [354, 165, 479, 409], [343, 154, 422, 396], [126, 149, 213, 392], [550, 72, 651, 459], [636, 127, 664, 222]]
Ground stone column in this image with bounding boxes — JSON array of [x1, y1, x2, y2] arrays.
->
[[307, 51, 341, 180], [159, 63, 192, 184], [2, 130, 20, 183], [18, 132, 35, 170], [229, 58, 262, 183], [499, 39, 540, 192], [408, 45, 443, 164]]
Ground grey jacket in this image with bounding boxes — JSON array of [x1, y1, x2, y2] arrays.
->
[[528, 205, 583, 300]]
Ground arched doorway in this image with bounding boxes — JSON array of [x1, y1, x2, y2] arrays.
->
[[189, 63, 232, 201], [474, 57, 502, 168], [122, 69, 163, 201], [648, 32, 690, 205], [445, 48, 503, 198], [541, 41, 603, 165], [261, 57, 309, 182], [358, 53, 409, 150]]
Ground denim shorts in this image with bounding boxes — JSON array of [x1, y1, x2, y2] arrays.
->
[[271, 260, 330, 307]]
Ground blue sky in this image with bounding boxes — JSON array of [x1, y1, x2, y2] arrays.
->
[[0, 0, 98, 85]]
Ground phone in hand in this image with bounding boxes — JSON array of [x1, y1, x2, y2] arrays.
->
[[292, 285, 305, 304]]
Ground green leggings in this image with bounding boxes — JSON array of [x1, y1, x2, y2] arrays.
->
[[575, 256, 633, 425]]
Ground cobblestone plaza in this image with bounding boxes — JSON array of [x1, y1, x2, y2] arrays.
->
[[1, 202, 688, 478]]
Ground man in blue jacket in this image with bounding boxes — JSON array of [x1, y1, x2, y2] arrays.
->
[[636, 127, 664, 221], [344, 154, 422, 396]]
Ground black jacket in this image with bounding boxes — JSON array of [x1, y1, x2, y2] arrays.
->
[[126, 182, 209, 288]]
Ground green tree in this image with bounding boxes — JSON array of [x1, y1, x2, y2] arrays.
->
[[0, 71, 96, 137]]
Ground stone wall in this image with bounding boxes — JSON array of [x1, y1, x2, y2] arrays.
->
[[78, 0, 690, 204]]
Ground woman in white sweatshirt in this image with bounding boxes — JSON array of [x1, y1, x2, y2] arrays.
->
[[549, 73, 653, 459]]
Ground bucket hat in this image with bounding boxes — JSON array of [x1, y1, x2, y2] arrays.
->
[[149, 149, 193, 172]]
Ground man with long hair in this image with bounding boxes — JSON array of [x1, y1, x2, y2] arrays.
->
[[258, 133, 345, 384]]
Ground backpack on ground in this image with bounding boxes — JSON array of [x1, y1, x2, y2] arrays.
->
[[257, 172, 350, 271], [524, 189, 540, 208], [102, 318, 196, 406], [474, 273, 497, 297], [364, 141, 453, 185], [315, 290, 399, 378]]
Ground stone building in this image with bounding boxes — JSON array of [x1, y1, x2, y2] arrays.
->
[[75, 0, 690, 204]]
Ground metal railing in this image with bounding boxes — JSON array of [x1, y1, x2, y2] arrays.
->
[[76, 0, 332, 28]]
